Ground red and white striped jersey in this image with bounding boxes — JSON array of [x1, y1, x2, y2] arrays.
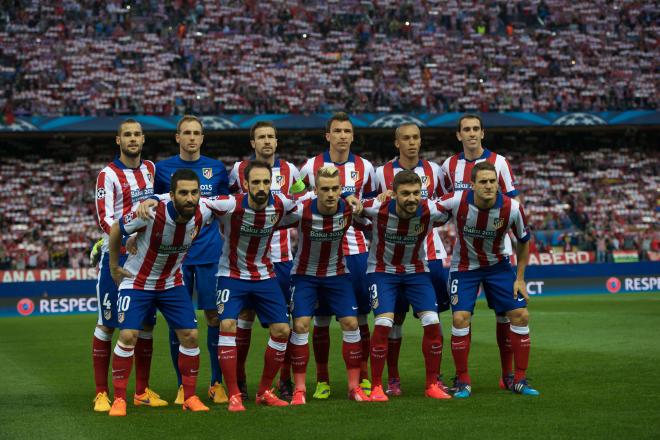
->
[[204, 193, 299, 280], [437, 191, 530, 272], [361, 198, 450, 274], [283, 198, 353, 277], [300, 151, 377, 256], [96, 159, 155, 253], [375, 158, 447, 260], [228, 158, 300, 263], [440, 149, 518, 197], [118, 200, 209, 291]]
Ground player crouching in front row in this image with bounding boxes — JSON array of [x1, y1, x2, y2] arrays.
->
[[106, 169, 212, 416], [439, 161, 540, 398], [358, 170, 453, 401]]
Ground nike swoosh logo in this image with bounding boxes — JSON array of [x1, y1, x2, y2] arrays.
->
[[191, 369, 199, 374], [431, 345, 442, 350], [220, 350, 233, 355], [93, 349, 106, 353], [111, 369, 124, 373], [517, 297, 525, 302], [520, 338, 530, 343], [351, 306, 358, 310], [349, 351, 361, 355]]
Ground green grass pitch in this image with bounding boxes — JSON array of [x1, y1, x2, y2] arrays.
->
[[1, 293, 659, 439]]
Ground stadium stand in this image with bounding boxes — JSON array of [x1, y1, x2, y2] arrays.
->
[[1, 1, 657, 116]]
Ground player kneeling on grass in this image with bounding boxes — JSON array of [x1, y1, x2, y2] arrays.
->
[[438, 161, 539, 398], [107, 169, 212, 416], [359, 170, 453, 402], [280, 166, 370, 404]]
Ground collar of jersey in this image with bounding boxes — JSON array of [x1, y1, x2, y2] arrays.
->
[[459, 148, 491, 162], [241, 192, 275, 209], [393, 158, 423, 170], [467, 189, 503, 209], [323, 151, 355, 165], [311, 197, 345, 216], [388, 198, 423, 217], [113, 158, 144, 170]]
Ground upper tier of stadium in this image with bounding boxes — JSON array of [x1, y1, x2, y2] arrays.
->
[[1, 1, 657, 116]]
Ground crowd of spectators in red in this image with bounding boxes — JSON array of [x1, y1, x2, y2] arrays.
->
[[1, 0, 657, 117]]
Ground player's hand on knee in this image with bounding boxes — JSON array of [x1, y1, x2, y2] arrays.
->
[[125, 235, 138, 254], [137, 199, 157, 220], [111, 266, 134, 285], [513, 279, 529, 301]]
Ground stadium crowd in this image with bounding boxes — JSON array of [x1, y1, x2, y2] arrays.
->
[[1, 144, 657, 270], [1, 0, 657, 117]]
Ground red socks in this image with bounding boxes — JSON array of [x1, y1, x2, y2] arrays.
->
[[92, 331, 111, 394], [258, 336, 288, 395], [312, 325, 330, 382], [111, 343, 134, 400], [509, 325, 531, 383], [235, 325, 252, 383], [219, 331, 240, 397], [178, 346, 200, 400], [359, 323, 370, 381], [134, 334, 153, 395], [422, 324, 443, 387], [451, 327, 471, 384], [496, 320, 513, 377], [369, 324, 391, 387]]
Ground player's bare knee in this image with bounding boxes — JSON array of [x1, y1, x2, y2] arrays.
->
[[176, 329, 198, 348], [204, 310, 220, 327], [221, 319, 237, 333], [393, 312, 406, 325], [270, 322, 290, 339], [118, 329, 138, 346], [339, 316, 358, 331], [507, 308, 529, 326], [452, 311, 471, 328], [238, 309, 256, 322], [293, 317, 311, 334]]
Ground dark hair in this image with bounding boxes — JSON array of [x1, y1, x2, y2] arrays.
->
[[250, 121, 277, 140], [170, 168, 199, 191], [117, 118, 141, 136], [176, 114, 204, 133], [393, 170, 422, 191], [325, 112, 352, 133], [243, 160, 272, 181], [471, 161, 496, 182], [395, 122, 420, 139], [456, 114, 483, 132]]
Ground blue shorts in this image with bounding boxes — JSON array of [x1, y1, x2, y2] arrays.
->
[[448, 260, 526, 314], [96, 253, 156, 328], [117, 286, 197, 330], [182, 263, 219, 310], [367, 272, 438, 315], [428, 259, 450, 313], [216, 277, 288, 326], [315, 253, 370, 317], [274, 261, 293, 304], [291, 274, 357, 319]]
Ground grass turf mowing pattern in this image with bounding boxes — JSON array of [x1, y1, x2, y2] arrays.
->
[[1, 294, 659, 439]]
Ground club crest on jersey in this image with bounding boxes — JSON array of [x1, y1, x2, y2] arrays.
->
[[217, 303, 224, 315], [104, 309, 112, 320], [493, 218, 505, 229], [338, 217, 346, 228], [274, 174, 285, 188], [414, 223, 425, 235], [420, 175, 429, 187], [350, 171, 360, 182], [118, 312, 124, 323], [269, 214, 279, 225], [189, 226, 199, 239], [146, 173, 153, 183], [202, 168, 213, 179], [451, 294, 458, 306]]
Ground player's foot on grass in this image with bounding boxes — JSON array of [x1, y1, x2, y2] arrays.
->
[[386, 377, 401, 396], [290, 388, 306, 405], [359, 378, 372, 396], [370, 385, 389, 402], [437, 374, 451, 394], [349, 386, 371, 402], [512, 379, 540, 396], [278, 378, 293, 401], [134, 388, 168, 407], [109, 398, 126, 416], [499, 373, 514, 391], [174, 385, 184, 405], [453, 382, 472, 399], [183, 395, 210, 411], [312, 381, 331, 399], [238, 381, 249, 401], [228, 394, 246, 412], [425, 383, 452, 400], [93, 391, 111, 412], [208, 382, 228, 403], [256, 389, 289, 407]]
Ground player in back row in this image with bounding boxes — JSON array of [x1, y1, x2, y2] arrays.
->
[[441, 114, 521, 390], [153, 115, 230, 404], [299, 112, 377, 399], [374, 123, 450, 396], [228, 121, 300, 400]]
